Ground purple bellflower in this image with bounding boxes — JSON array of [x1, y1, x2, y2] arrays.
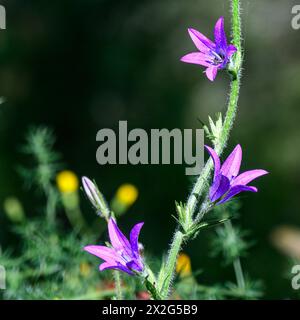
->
[[180, 17, 237, 81], [206, 144, 268, 205], [84, 218, 144, 275]]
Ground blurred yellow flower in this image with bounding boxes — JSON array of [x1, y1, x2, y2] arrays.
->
[[80, 262, 91, 277], [116, 184, 138, 206], [176, 253, 192, 277], [56, 170, 79, 193]]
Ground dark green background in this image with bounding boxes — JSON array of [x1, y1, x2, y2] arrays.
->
[[0, 0, 300, 298]]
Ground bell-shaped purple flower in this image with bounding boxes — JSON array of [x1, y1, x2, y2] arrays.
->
[[181, 17, 237, 81], [206, 144, 268, 204], [84, 218, 144, 275]]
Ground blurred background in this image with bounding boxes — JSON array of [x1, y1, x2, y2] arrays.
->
[[0, 0, 300, 299]]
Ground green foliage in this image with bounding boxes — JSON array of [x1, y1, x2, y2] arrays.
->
[[1, 220, 96, 299], [19, 127, 61, 191], [210, 202, 252, 265], [211, 223, 251, 265], [0, 126, 147, 300], [203, 113, 223, 146], [18, 126, 62, 225]]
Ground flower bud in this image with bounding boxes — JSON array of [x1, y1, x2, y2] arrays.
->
[[82, 176, 109, 217]]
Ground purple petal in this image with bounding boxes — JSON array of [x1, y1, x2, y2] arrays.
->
[[188, 28, 215, 54], [205, 145, 221, 179], [221, 144, 242, 179], [99, 262, 134, 275], [227, 44, 237, 58], [205, 66, 218, 81], [99, 262, 115, 271], [210, 174, 230, 202], [130, 222, 144, 257], [84, 245, 117, 264], [180, 52, 212, 67], [108, 219, 131, 255], [214, 17, 227, 50], [217, 185, 258, 205], [232, 169, 268, 187], [126, 260, 143, 273]]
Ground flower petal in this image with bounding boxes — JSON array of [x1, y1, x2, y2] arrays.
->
[[214, 16, 227, 50], [205, 66, 218, 81], [232, 169, 269, 187], [227, 44, 237, 58], [188, 28, 215, 53], [108, 219, 131, 255], [205, 145, 221, 179], [84, 245, 117, 264], [99, 262, 134, 275], [130, 222, 144, 257], [180, 52, 212, 67], [217, 185, 257, 205], [126, 260, 143, 273], [221, 144, 242, 179], [209, 174, 230, 202]]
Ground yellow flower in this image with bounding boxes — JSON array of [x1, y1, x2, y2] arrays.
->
[[56, 170, 79, 193], [176, 253, 192, 277], [80, 262, 91, 277], [116, 184, 138, 206]]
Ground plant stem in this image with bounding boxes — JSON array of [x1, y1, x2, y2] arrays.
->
[[233, 257, 245, 289], [224, 220, 245, 290], [46, 186, 58, 226], [155, 0, 243, 300], [224, 220, 246, 290], [159, 231, 184, 299], [113, 270, 123, 300]]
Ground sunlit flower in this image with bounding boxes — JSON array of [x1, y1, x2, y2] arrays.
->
[[84, 218, 144, 275], [176, 253, 192, 277], [181, 17, 237, 81], [56, 170, 79, 193], [206, 144, 268, 204], [116, 184, 138, 206]]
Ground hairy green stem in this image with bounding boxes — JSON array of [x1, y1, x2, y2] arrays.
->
[[113, 270, 123, 300], [155, 0, 243, 300], [158, 231, 184, 299]]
